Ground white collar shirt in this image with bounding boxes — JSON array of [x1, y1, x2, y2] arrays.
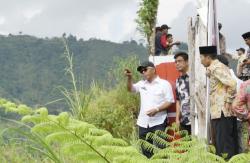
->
[[132, 76, 174, 128]]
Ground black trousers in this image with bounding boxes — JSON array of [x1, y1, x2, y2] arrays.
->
[[236, 120, 244, 153], [211, 113, 238, 160], [139, 122, 167, 158]]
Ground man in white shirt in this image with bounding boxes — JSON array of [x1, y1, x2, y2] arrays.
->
[[124, 61, 174, 158]]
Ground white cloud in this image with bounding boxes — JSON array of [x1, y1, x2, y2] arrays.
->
[[157, 0, 193, 26], [0, 16, 5, 25], [23, 8, 43, 23], [0, 0, 249, 51]]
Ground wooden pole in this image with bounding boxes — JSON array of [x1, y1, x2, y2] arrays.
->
[[188, 14, 208, 138], [188, 17, 196, 135]]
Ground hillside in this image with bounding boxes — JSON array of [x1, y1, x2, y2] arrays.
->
[[0, 34, 147, 113]]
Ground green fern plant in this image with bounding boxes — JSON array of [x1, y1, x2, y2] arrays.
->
[[1, 98, 250, 163], [0, 98, 146, 162]]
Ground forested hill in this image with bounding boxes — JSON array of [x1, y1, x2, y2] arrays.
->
[[0, 34, 147, 113]]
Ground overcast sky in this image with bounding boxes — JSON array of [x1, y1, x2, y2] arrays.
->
[[0, 0, 249, 53]]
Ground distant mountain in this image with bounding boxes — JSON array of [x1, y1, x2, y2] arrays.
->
[[0, 34, 189, 113], [0, 34, 147, 113]]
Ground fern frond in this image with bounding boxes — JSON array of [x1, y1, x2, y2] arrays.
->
[[165, 126, 178, 133], [0, 99, 39, 116], [228, 152, 250, 163], [177, 130, 189, 137], [15, 104, 33, 115], [89, 128, 111, 136], [112, 156, 148, 163], [87, 134, 128, 146], [169, 139, 200, 149], [2, 101, 17, 110], [74, 151, 106, 163], [35, 107, 48, 117], [186, 152, 226, 163], [146, 132, 170, 148], [69, 120, 96, 135], [21, 115, 50, 124], [62, 142, 91, 155], [21, 115, 42, 124], [100, 145, 142, 157], [151, 149, 185, 160], [0, 98, 8, 105], [45, 131, 78, 145], [31, 122, 65, 135], [56, 112, 69, 126], [154, 130, 174, 141], [137, 139, 159, 154]]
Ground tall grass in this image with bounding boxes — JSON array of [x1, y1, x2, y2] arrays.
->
[[59, 38, 92, 120], [83, 56, 142, 140], [60, 38, 143, 140]]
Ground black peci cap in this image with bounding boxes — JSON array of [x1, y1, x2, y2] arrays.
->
[[199, 46, 217, 55], [137, 61, 155, 72], [242, 32, 250, 39]]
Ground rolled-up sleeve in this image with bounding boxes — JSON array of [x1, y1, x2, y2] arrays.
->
[[132, 81, 141, 93], [163, 81, 175, 103]]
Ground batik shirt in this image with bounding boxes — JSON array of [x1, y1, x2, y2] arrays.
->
[[176, 74, 190, 125], [237, 54, 247, 76], [241, 48, 250, 79], [233, 80, 250, 142], [233, 80, 250, 120], [208, 59, 236, 119]]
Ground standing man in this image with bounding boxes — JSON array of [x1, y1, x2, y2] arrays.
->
[[160, 24, 171, 55], [124, 61, 174, 158], [236, 48, 246, 78], [199, 46, 238, 159], [238, 32, 250, 81], [165, 34, 181, 55], [155, 26, 163, 56], [174, 52, 191, 134], [217, 54, 244, 153], [233, 79, 250, 147], [218, 23, 226, 56]]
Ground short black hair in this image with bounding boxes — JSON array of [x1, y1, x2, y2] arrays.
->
[[155, 27, 161, 32], [167, 34, 172, 38], [174, 52, 189, 61], [160, 24, 171, 30], [218, 23, 222, 30], [216, 55, 229, 67], [236, 48, 245, 53]]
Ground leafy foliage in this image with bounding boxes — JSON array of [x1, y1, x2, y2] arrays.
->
[[136, 0, 159, 54], [82, 56, 141, 139], [0, 98, 147, 162], [138, 124, 250, 163], [1, 98, 250, 162]]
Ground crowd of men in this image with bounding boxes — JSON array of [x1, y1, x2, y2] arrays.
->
[[155, 24, 180, 56], [124, 29, 250, 159]]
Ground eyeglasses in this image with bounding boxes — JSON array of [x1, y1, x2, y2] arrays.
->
[[139, 68, 147, 74], [139, 67, 153, 74]]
